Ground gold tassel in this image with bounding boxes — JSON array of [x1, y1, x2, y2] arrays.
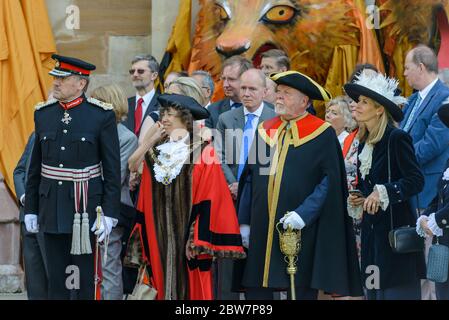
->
[[81, 212, 92, 254], [71, 213, 81, 255]]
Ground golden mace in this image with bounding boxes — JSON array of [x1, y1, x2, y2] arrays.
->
[[276, 219, 301, 300]]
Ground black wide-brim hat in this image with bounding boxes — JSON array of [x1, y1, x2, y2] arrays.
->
[[49, 54, 96, 77], [344, 83, 404, 122], [157, 93, 210, 121], [438, 103, 449, 128], [270, 71, 332, 101]]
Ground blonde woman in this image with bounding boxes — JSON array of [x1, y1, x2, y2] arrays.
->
[[90, 84, 138, 300], [344, 73, 425, 300]]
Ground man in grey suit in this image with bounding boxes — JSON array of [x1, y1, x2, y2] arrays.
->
[[214, 68, 276, 299], [13, 132, 48, 299]]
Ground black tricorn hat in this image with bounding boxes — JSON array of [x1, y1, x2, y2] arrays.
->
[[157, 94, 210, 120], [270, 71, 332, 101], [438, 103, 449, 128], [49, 54, 96, 77], [344, 72, 407, 122]]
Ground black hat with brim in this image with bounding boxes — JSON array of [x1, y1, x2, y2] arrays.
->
[[157, 93, 210, 121], [49, 54, 96, 77], [438, 103, 449, 128], [343, 83, 404, 122], [270, 71, 332, 101]]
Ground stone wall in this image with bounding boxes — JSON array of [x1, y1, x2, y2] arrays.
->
[[43, 0, 199, 97], [0, 173, 23, 293]]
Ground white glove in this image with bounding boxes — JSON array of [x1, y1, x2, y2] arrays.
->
[[279, 211, 305, 230], [240, 224, 250, 249], [91, 216, 114, 242], [24, 214, 39, 233]]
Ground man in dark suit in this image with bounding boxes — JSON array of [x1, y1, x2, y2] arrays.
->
[[122, 55, 161, 293], [24, 55, 121, 300], [205, 56, 252, 129], [124, 55, 160, 137], [401, 45, 449, 210], [214, 68, 276, 300], [13, 132, 48, 299]]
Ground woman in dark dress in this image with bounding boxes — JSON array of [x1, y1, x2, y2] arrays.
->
[[345, 72, 425, 300], [416, 103, 449, 300]]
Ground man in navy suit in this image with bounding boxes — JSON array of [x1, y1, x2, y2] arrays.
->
[[401, 45, 449, 209], [205, 56, 252, 129], [124, 55, 160, 137], [13, 132, 48, 299], [401, 45, 449, 300], [25, 55, 121, 299]]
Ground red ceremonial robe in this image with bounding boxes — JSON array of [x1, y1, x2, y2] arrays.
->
[[133, 143, 245, 300]]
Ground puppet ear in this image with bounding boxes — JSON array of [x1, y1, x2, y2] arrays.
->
[[379, 0, 436, 46], [324, 1, 385, 102], [377, 0, 441, 97]]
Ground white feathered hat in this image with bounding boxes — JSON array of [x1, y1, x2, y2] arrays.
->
[[344, 72, 407, 122]]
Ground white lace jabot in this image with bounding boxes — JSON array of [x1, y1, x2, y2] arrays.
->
[[358, 143, 374, 180], [153, 135, 190, 185]]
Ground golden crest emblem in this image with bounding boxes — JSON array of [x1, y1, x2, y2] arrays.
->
[[55, 61, 60, 68]]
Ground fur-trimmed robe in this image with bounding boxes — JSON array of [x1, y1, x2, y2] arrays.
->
[[135, 141, 245, 300]]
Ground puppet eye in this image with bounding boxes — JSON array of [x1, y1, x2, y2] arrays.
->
[[262, 5, 296, 24], [214, 4, 229, 21]]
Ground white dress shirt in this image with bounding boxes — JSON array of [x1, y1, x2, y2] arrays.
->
[[135, 88, 155, 123], [418, 77, 439, 101]]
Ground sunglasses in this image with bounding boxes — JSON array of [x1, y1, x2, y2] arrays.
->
[[129, 68, 149, 75]]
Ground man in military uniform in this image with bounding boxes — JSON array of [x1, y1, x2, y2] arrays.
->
[[24, 54, 121, 300]]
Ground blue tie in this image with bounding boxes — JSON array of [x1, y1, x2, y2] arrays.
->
[[403, 94, 423, 132], [237, 114, 256, 180]]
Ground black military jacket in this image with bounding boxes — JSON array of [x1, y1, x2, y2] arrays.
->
[[25, 95, 121, 234]]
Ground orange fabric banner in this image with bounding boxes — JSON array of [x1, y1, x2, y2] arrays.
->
[[21, 0, 57, 95], [0, 0, 56, 195], [163, 0, 192, 79]]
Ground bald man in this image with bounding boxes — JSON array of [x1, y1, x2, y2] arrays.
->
[[214, 68, 276, 300]]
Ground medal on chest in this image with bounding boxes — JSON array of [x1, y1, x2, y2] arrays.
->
[[61, 111, 72, 125], [59, 97, 83, 125]]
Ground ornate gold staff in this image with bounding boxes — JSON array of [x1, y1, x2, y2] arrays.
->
[[276, 218, 301, 300]]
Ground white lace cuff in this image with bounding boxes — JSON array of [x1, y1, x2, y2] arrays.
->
[[374, 184, 389, 211], [428, 213, 443, 237], [347, 204, 363, 220], [416, 215, 428, 238]]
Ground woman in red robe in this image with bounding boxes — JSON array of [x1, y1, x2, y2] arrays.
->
[[128, 93, 245, 300]]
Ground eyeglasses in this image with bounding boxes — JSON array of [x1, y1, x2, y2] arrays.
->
[[129, 69, 149, 75]]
